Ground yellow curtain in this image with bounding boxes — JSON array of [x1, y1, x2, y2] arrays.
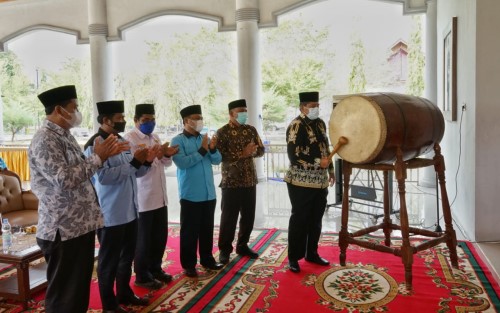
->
[[0, 147, 30, 181]]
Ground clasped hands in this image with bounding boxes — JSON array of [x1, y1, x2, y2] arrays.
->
[[134, 143, 179, 164], [201, 134, 217, 151], [93, 135, 179, 164], [94, 135, 129, 162]]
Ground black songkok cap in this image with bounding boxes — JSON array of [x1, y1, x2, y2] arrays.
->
[[37, 85, 77, 107], [180, 105, 202, 118], [135, 104, 155, 116], [97, 100, 124, 115], [299, 91, 319, 103], [228, 99, 247, 110]]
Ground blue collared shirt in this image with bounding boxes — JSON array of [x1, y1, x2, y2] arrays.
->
[[171, 130, 221, 202], [84, 129, 149, 227]]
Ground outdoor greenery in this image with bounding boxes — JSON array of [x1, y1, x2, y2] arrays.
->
[[115, 27, 236, 131], [348, 35, 367, 93], [0, 51, 35, 140], [261, 18, 334, 129], [406, 15, 425, 96], [0, 13, 424, 141]]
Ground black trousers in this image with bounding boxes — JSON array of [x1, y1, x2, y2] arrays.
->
[[134, 206, 168, 282], [287, 183, 328, 261], [218, 186, 256, 254], [37, 230, 95, 313], [179, 199, 216, 269], [97, 220, 137, 310]]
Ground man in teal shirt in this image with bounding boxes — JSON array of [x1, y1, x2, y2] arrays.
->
[[171, 104, 223, 277]]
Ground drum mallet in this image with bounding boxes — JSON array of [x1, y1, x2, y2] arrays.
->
[[328, 136, 348, 160]]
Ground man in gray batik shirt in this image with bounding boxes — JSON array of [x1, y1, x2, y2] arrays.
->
[[29, 85, 124, 313]]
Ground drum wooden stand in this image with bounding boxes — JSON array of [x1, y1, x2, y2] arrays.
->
[[338, 143, 459, 290]]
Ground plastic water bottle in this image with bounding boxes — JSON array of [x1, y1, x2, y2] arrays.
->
[[2, 218, 12, 253]]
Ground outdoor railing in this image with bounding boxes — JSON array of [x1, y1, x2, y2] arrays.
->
[[261, 143, 420, 183], [0, 143, 420, 184], [263, 144, 288, 181]]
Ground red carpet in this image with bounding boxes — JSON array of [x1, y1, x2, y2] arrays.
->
[[1, 226, 499, 312]]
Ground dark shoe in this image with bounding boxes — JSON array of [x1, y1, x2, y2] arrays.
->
[[185, 268, 198, 277], [153, 271, 173, 283], [236, 246, 259, 259], [103, 307, 128, 313], [118, 294, 149, 306], [305, 255, 330, 266], [202, 262, 224, 270], [219, 252, 230, 265], [288, 260, 301, 273], [134, 279, 163, 290]]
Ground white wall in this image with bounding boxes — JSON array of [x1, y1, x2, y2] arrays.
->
[[437, 0, 476, 241], [475, 0, 500, 242], [438, 0, 500, 242]]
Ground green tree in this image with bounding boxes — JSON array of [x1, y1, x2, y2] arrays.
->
[[115, 27, 237, 131], [348, 35, 367, 93], [261, 88, 287, 130], [406, 15, 425, 96], [261, 17, 334, 125], [1, 51, 37, 137], [3, 106, 32, 141], [38, 58, 94, 129]]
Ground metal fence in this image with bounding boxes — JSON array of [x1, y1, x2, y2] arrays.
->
[[262, 143, 421, 183], [261, 143, 426, 227]]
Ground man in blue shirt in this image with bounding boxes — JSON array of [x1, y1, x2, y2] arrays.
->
[[171, 104, 224, 277], [84, 100, 160, 313]]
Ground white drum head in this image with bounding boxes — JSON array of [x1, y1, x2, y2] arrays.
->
[[329, 95, 386, 164]]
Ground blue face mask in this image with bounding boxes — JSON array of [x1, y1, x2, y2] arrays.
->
[[139, 120, 156, 135], [236, 112, 248, 125]]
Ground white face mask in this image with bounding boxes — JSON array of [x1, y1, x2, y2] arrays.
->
[[306, 107, 320, 120], [190, 119, 204, 133], [61, 107, 83, 128]]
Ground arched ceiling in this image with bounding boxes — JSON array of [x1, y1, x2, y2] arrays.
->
[[0, 0, 427, 51]]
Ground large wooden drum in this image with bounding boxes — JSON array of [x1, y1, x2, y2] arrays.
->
[[329, 92, 445, 164]]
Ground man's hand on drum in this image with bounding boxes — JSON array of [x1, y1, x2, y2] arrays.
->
[[319, 157, 330, 169]]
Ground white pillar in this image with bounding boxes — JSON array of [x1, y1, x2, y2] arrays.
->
[[88, 0, 113, 132], [420, 0, 440, 228], [236, 0, 265, 181]]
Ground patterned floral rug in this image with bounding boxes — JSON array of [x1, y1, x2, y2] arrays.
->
[[1, 226, 499, 312]]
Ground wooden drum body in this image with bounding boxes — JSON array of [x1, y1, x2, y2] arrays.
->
[[329, 92, 445, 164]]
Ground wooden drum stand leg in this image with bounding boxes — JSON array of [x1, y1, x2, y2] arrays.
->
[[339, 160, 352, 266], [394, 148, 414, 289], [433, 144, 459, 268], [382, 170, 393, 246], [337, 146, 459, 291]]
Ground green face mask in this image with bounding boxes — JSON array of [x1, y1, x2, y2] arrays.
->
[[236, 112, 248, 125]]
